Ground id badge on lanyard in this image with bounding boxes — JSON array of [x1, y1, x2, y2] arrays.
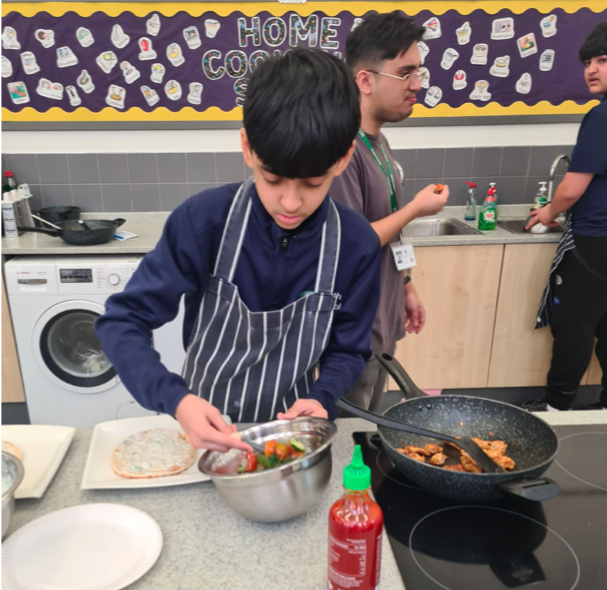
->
[[391, 232, 417, 271]]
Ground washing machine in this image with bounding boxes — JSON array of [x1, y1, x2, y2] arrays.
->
[[4, 255, 186, 427]]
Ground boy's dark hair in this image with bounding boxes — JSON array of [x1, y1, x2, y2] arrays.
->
[[579, 21, 607, 62], [346, 11, 425, 71], [243, 49, 360, 179]]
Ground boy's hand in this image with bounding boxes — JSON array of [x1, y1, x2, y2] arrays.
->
[[277, 399, 328, 420], [175, 394, 252, 453], [525, 206, 559, 230], [412, 184, 449, 217], [404, 283, 426, 335]]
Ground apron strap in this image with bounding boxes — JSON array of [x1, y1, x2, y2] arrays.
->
[[314, 199, 341, 294], [214, 178, 254, 282]]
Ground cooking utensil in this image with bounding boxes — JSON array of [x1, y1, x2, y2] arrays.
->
[[358, 353, 559, 502], [199, 417, 337, 522], [17, 218, 126, 246], [37, 205, 80, 225], [31, 214, 62, 230], [78, 219, 92, 231], [2, 451, 25, 539], [336, 398, 505, 473]]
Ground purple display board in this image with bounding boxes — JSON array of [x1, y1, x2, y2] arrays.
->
[[1, 7, 604, 116]]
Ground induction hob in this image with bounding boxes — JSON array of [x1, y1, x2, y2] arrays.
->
[[353, 424, 607, 590]]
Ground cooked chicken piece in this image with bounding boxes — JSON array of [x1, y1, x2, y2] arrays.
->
[[460, 451, 483, 473], [429, 452, 448, 466], [491, 454, 516, 470], [443, 464, 466, 472], [472, 437, 508, 456], [396, 447, 427, 463], [401, 445, 432, 456], [424, 444, 443, 455]]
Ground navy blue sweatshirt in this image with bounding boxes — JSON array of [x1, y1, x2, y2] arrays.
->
[[95, 182, 381, 421]]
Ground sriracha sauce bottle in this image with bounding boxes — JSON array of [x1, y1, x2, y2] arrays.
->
[[328, 445, 383, 590]]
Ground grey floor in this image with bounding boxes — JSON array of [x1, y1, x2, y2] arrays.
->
[[2, 386, 602, 426]]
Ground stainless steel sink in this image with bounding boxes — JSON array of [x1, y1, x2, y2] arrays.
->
[[497, 220, 563, 235], [401, 218, 482, 238]]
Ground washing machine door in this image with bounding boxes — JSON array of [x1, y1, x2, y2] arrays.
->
[[32, 300, 119, 394]]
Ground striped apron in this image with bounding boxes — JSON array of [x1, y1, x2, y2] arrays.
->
[[182, 178, 341, 423], [535, 215, 574, 329]]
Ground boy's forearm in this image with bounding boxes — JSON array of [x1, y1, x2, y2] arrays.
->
[[371, 201, 420, 247], [547, 172, 594, 217]]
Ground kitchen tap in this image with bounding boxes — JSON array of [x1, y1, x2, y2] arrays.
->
[[547, 153, 571, 203]]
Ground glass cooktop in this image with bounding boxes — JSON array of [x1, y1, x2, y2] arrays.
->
[[353, 424, 607, 590]]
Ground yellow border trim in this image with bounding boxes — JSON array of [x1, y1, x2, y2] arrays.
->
[[3, 1, 607, 18], [3, 101, 599, 122]]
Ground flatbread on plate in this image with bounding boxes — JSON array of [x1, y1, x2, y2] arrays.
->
[[111, 428, 196, 479], [2, 440, 23, 461]]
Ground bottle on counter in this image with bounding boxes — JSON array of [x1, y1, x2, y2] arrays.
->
[[3, 170, 18, 194], [464, 181, 477, 221], [532, 181, 548, 210], [478, 184, 498, 231], [328, 445, 383, 590]]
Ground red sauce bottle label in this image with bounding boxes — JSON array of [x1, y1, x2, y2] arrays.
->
[[327, 491, 383, 590]]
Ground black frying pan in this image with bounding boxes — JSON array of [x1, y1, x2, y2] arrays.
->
[[336, 352, 560, 502], [18, 218, 125, 246]]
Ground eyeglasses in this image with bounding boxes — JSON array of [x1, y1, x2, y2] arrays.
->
[[365, 70, 421, 85]]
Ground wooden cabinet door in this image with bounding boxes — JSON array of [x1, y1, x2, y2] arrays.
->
[[488, 243, 557, 387], [2, 275, 26, 403], [389, 245, 503, 390]]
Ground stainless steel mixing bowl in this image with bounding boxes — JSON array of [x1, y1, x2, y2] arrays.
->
[[2, 451, 25, 539], [199, 417, 337, 522]]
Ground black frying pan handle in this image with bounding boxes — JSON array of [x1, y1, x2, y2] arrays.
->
[[17, 227, 61, 237], [374, 352, 428, 399], [496, 478, 560, 502], [335, 397, 457, 443], [113, 218, 126, 227]]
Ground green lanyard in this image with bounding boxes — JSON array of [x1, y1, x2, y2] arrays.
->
[[358, 129, 398, 213]]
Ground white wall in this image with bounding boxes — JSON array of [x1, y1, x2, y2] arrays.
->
[[1, 122, 579, 154]]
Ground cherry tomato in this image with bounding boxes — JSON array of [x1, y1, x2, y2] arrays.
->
[[264, 440, 277, 458], [244, 452, 258, 473], [290, 450, 305, 459], [275, 442, 290, 461]]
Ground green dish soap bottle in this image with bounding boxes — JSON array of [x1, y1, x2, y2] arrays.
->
[[478, 184, 498, 231]]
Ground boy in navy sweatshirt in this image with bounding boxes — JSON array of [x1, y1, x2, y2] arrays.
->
[[96, 49, 381, 453]]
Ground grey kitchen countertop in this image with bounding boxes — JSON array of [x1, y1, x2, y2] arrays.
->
[[1, 205, 561, 256], [6, 411, 607, 590]]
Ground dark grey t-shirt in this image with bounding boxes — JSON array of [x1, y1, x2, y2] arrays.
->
[[330, 132, 405, 352]]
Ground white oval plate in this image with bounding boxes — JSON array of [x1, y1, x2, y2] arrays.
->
[[2, 503, 162, 590]]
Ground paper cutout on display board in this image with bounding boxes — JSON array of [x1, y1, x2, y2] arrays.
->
[[455, 21, 471, 45], [491, 18, 515, 40], [35, 29, 54, 49], [106, 84, 126, 109], [417, 41, 430, 65], [541, 14, 558, 38], [516, 73, 532, 94], [138, 37, 157, 60], [141, 85, 160, 106], [517, 33, 538, 58], [20, 51, 40, 75], [77, 69, 95, 94], [76, 27, 94, 48], [489, 56, 510, 78], [453, 70, 467, 90], [469, 80, 491, 101], [1, 4, 605, 121], [36, 78, 63, 100], [418, 67, 430, 89], [7, 80, 29, 104], [2, 55, 13, 78], [441, 48, 459, 70], [424, 86, 442, 107], [66, 85, 81, 106], [2, 27, 20, 50], [471, 44, 489, 65], [422, 17, 441, 40], [540, 49, 555, 71]]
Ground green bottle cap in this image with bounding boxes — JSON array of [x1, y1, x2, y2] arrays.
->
[[343, 445, 371, 491]]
